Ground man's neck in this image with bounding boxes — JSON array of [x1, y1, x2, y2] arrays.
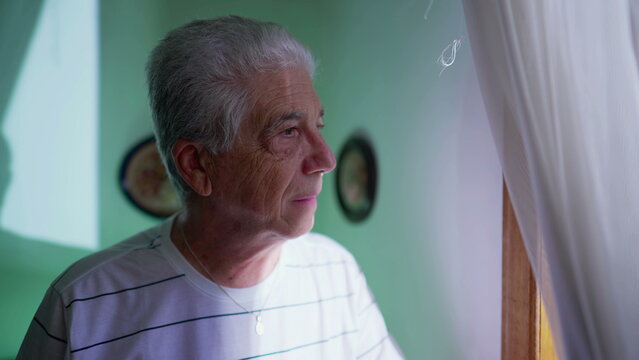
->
[[171, 210, 285, 288]]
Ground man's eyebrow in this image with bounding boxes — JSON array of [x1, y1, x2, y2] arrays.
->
[[279, 111, 305, 122], [264, 108, 324, 132], [264, 112, 303, 133]]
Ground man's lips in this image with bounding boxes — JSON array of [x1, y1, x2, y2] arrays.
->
[[292, 193, 319, 203]]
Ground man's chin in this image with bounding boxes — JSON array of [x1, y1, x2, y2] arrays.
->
[[283, 215, 315, 239]]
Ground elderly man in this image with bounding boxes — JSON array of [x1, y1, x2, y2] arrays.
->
[[18, 16, 402, 359]]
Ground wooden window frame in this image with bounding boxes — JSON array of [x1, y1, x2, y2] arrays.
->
[[502, 182, 557, 360]]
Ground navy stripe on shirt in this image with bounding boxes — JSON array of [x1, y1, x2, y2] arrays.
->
[[65, 274, 186, 308], [70, 292, 354, 354]]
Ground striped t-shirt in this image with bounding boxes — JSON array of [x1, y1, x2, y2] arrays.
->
[[18, 217, 403, 359]]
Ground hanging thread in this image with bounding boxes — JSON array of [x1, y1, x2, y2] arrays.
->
[[424, 0, 435, 20], [437, 38, 462, 76]]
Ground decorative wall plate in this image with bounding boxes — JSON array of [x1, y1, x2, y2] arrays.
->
[[120, 136, 181, 217], [335, 133, 377, 222]]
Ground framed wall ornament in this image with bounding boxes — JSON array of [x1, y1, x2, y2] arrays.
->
[[335, 132, 378, 223], [119, 136, 181, 218]]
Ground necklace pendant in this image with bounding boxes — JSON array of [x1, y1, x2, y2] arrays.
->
[[255, 315, 264, 336]]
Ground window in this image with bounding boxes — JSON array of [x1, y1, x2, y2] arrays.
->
[[0, 0, 99, 249]]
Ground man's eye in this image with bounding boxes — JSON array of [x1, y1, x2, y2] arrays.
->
[[280, 127, 298, 137]]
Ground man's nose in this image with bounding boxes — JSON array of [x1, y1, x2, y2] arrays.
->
[[303, 133, 336, 175]]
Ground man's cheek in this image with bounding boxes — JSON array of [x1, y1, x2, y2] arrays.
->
[[244, 160, 281, 197]]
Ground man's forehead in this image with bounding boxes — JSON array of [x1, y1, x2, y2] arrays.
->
[[244, 67, 322, 127], [251, 66, 315, 97], [277, 108, 325, 122], [254, 81, 319, 105]]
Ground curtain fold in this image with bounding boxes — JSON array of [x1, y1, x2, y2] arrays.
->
[[463, 1, 639, 359]]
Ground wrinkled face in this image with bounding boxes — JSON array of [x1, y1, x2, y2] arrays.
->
[[208, 67, 336, 239]]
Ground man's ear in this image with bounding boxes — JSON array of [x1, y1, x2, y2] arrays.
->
[[172, 139, 213, 196]]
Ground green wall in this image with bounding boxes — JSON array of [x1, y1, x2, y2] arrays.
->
[[98, 0, 168, 248], [1, 0, 502, 358]]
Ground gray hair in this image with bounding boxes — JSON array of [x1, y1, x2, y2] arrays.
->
[[146, 16, 316, 198]]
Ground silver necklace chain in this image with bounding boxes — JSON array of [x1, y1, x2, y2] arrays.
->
[[179, 223, 277, 336]]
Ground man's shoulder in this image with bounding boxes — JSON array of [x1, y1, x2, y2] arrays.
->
[[286, 232, 358, 267], [296, 232, 350, 251], [51, 222, 169, 295]]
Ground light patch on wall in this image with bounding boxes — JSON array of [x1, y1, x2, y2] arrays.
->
[[0, 0, 98, 249]]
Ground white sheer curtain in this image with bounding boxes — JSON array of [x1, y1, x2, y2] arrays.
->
[[462, 1, 639, 359]]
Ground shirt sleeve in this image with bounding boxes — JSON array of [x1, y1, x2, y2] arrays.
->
[[17, 285, 69, 360], [352, 268, 405, 359]]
